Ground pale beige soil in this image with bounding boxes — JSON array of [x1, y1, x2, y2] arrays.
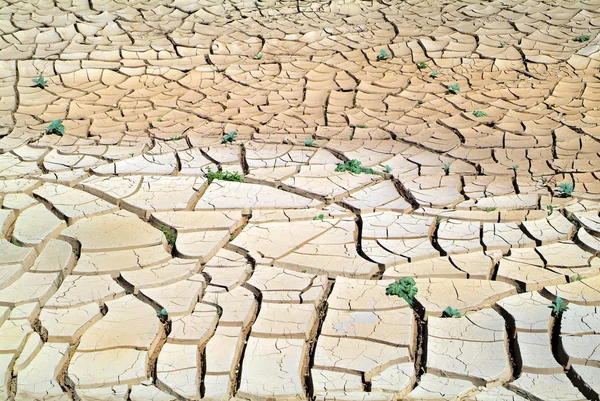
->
[[0, 0, 600, 400]]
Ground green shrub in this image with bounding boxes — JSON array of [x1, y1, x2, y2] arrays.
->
[[377, 49, 391, 61], [46, 120, 64, 136], [222, 130, 237, 144], [313, 214, 324, 221], [574, 35, 590, 42], [304, 138, 316, 147], [206, 167, 243, 184], [157, 308, 168, 322], [442, 306, 462, 318], [473, 110, 487, 117], [386, 277, 418, 306], [550, 296, 568, 316], [160, 225, 177, 246], [430, 71, 439, 78], [32, 75, 47, 88], [557, 182, 573, 197], [417, 61, 428, 70], [335, 159, 374, 174], [447, 83, 460, 94]]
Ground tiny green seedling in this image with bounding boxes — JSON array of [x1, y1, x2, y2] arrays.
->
[[301, 269, 307, 273], [572, 274, 584, 282], [435, 216, 442, 224], [157, 118, 163, 122], [160, 225, 177, 246], [386, 277, 418, 306], [356, 124, 368, 129], [511, 164, 519, 172], [447, 83, 460, 94], [417, 61, 428, 70], [483, 207, 496, 212], [349, 132, 355, 140], [313, 214, 325, 221], [499, 41, 509, 48], [557, 182, 574, 198], [547, 205, 554, 214], [254, 53, 263, 59], [473, 110, 487, 117], [377, 49, 391, 61], [442, 306, 462, 318], [222, 130, 237, 144], [384, 164, 392, 173], [46, 120, 65, 136], [32, 75, 47, 88], [216, 305, 223, 317], [550, 296, 568, 316], [442, 163, 451, 174], [430, 71, 439, 78], [335, 159, 374, 174], [206, 167, 243, 184], [574, 35, 590, 42], [165, 135, 184, 142], [157, 308, 169, 323], [304, 138, 316, 147]]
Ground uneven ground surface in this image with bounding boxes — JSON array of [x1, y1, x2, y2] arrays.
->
[[1, 0, 600, 400]]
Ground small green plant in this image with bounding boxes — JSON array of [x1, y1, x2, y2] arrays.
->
[[46, 120, 65, 136], [447, 83, 460, 94], [417, 61, 428, 70], [356, 124, 368, 129], [550, 296, 568, 316], [430, 71, 439, 78], [32, 75, 47, 88], [313, 214, 325, 221], [157, 118, 163, 122], [160, 225, 177, 246], [165, 135, 184, 141], [442, 163, 451, 174], [473, 110, 487, 117], [547, 205, 554, 214], [435, 216, 442, 224], [572, 274, 584, 282], [301, 269, 307, 273], [386, 277, 418, 306], [574, 35, 590, 42], [349, 132, 355, 140], [442, 306, 462, 318], [206, 167, 243, 184], [222, 130, 237, 144], [483, 207, 496, 212], [499, 41, 509, 48], [335, 159, 374, 174], [557, 182, 574, 197], [216, 305, 223, 317], [304, 138, 316, 147], [254, 53, 263, 59], [511, 164, 519, 172], [157, 308, 169, 323], [377, 49, 391, 61], [384, 164, 392, 173]]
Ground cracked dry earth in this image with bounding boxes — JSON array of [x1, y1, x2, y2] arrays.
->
[[2, 1, 600, 401]]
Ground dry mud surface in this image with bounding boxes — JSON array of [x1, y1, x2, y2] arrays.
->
[[1, 0, 600, 400]]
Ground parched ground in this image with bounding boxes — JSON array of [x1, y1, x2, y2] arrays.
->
[[1, 0, 600, 400]]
